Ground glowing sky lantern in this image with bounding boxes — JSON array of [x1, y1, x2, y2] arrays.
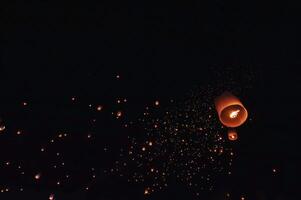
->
[[0, 119, 5, 132], [227, 129, 238, 141], [215, 92, 248, 141], [0, 125, 5, 132]]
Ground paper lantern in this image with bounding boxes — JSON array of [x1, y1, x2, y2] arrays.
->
[[228, 129, 238, 141], [214, 92, 248, 128]]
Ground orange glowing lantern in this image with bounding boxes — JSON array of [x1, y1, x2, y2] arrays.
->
[[215, 92, 248, 140], [228, 129, 238, 141], [215, 92, 248, 128]]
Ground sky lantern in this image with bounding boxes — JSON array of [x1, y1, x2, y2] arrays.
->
[[215, 92, 248, 141], [0, 119, 5, 132], [227, 129, 238, 141]]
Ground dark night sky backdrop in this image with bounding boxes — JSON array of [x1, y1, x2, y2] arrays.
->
[[1, 1, 301, 200]]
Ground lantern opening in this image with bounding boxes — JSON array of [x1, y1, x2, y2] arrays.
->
[[215, 92, 248, 128]]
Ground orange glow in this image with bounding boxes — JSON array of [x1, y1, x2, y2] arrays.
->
[[144, 188, 150, 195], [0, 125, 5, 132], [215, 92, 248, 128], [97, 105, 103, 111], [228, 129, 238, 141], [35, 173, 41, 180], [49, 194, 55, 200], [116, 111, 122, 118]]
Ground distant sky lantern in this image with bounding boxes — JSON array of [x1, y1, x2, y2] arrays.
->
[[0, 125, 5, 132], [97, 105, 103, 111], [49, 194, 55, 200], [228, 129, 238, 141], [215, 92, 248, 140], [34, 173, 41, 180], [116, 111, 122, 118], [0, 119, 5, 132]]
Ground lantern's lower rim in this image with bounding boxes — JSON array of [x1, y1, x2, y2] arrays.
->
[[219, 104, 248, 128]]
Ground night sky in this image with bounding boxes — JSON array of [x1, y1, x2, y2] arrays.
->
[[1, 1, 301, 200]]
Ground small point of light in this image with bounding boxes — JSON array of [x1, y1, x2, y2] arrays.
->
[[155, 101, 160, 106], [144, 188, 150, 195], [0, 125, 6, 132], [97, 105, 103, 111], [35, 173, 41, 180], [49, 194, 55, 200], [116, 111, 122, 118]]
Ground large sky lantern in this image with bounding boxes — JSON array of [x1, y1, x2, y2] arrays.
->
[[214, 92, 248, 141]]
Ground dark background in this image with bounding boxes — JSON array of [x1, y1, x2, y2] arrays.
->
[[1, 1, 301, 199]]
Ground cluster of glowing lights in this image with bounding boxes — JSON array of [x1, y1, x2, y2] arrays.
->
[[112, 89, 235, 196], [0, 72, 257, 198]]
